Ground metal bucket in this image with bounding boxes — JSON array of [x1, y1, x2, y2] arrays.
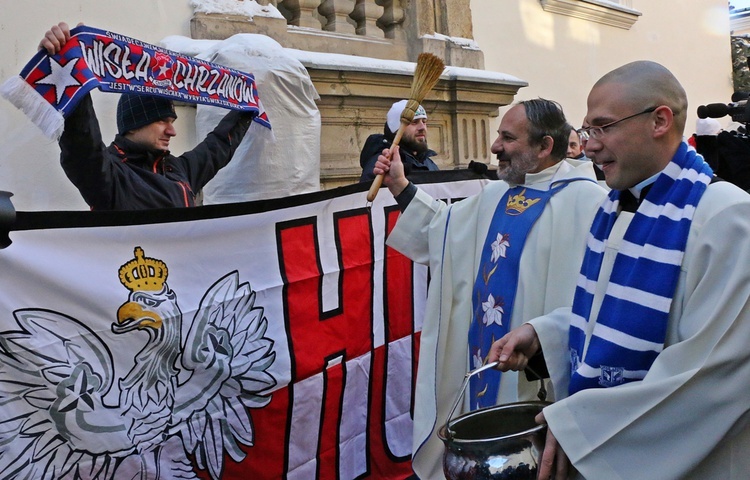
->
[[438, 362, 549, 480]]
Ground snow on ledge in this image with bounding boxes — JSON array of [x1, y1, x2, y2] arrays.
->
[[291, 49, 526, 86], [161, 34, 527, 87], [162, 33, 285, 58], [190, 0, 285, 20], [422, 33, 480, 51]]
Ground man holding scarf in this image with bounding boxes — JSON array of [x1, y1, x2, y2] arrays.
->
[[490, 61, 750, 479], [39, 23, 257, 210], [372, 98, 606, 479]]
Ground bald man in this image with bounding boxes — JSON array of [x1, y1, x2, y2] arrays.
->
[[490, 61, 750, 479]]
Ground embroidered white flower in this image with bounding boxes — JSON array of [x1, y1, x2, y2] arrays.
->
[[473, 350, 483, 370], [490, 233, 510, 263], [482, 293, 504, 327]]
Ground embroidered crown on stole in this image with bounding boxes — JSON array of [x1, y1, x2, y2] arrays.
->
[[505, 188, 542, 216], [119, 247, 168, 292]]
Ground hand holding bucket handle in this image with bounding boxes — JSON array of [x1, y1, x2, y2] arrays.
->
[[440, 363, 551, 480], [445, 361, 548, 440]]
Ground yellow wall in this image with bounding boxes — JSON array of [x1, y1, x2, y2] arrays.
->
[[472, 0, 734, 133]]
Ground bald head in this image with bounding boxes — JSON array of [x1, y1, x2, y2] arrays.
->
[[593, 61, 688, 135], [585, 61, 689, 190]]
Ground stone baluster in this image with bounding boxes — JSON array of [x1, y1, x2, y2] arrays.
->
[[319, 0, 357, 34], [279, 0, 325, 29], [351, 0, 385, 37], [377, 0, 405, 41]]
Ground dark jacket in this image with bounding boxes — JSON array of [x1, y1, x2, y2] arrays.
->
[[59, 93, 254, 210], [358, 123, 438, 182], [695, 131, 750, 191]]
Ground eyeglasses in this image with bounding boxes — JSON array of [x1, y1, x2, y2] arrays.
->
[[579, 106, 658, 141]]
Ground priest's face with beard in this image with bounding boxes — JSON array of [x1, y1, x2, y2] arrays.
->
[[491, 104, 550, 184], [399, 118, 429, 155]]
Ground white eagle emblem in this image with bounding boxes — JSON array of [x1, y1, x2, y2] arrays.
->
[[0, 247, 277, 479]]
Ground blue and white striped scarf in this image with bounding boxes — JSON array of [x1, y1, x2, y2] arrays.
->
[[568, 142, 713, 394]]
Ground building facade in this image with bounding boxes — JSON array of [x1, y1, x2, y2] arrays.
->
[[0, 0, 735, 209]]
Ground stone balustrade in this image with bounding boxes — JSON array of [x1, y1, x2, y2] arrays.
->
[[256, 0, 402, 39], [191, 0, 527, 186]]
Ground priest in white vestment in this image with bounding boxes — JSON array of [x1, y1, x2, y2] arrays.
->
[[373, 98, 607, 479]]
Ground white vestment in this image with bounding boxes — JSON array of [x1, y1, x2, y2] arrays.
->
[[531, 180, 750, 479], [386, 159, 607, 479]]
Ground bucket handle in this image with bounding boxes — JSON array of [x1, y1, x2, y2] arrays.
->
[[444, 361, 547, 440]]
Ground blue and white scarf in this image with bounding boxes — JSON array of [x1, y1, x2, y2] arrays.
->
[[568, 143, 713, 394]]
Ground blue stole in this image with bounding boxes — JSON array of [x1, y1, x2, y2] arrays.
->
[[468, 181, 570, 410]]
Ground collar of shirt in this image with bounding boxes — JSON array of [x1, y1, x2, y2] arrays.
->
[[629, 171, 660, 200], [509, 161, 566, 188]]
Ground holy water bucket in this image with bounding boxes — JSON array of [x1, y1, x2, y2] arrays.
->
[[438, 362, 549, 480]]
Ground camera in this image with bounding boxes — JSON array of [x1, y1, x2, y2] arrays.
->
[[694, 92, 750, 192], [696, 92, 750, 124]]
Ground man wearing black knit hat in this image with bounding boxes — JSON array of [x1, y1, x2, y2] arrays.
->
[[115, 94, 179, 152], [40, 22, 255, 210]]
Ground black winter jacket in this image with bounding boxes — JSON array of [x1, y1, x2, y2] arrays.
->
[[59, 93, 254, 210], [358, 125, 438, 183]]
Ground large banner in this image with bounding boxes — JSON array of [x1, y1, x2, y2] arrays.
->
[[0, 176, 487, 479]]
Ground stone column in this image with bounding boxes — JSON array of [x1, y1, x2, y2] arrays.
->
[[352, 0, 385, 37], [319, 0, 357, 34], [280, 0, 325, 29], [377, 0, 406, 42]]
